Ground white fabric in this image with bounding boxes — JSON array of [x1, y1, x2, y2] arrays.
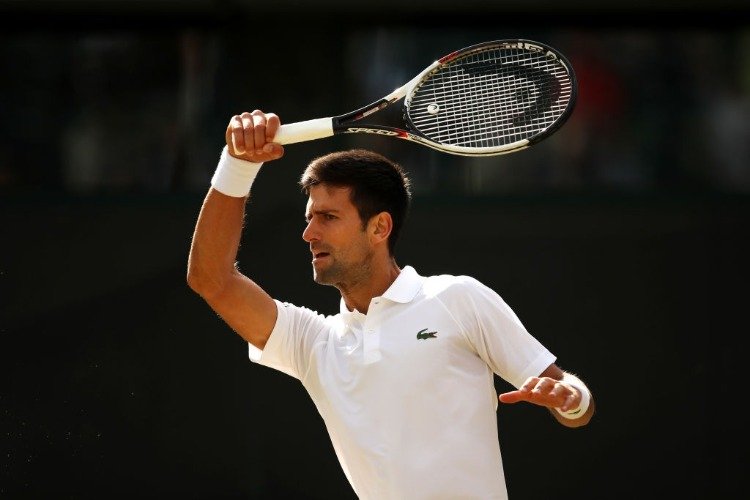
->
[[555, 372, 591, 419], [210, 146, 262, 197], [249, 266, 556, 500]]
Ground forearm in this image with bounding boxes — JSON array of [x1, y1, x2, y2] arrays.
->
[[188, 142, 264, 295], [187, 188, 248, 297]]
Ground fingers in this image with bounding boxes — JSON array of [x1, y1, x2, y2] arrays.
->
[[498, 376, 579, 410], [265, 112, 280, 140], [531, 377, 556, 397], [238, 111, 264, 154], [557, 384, 581, 412], [225, 120, 233, 153], [497, 390, 524, 404], [225, 110, 284, 162], [249, 111, 265, 153]]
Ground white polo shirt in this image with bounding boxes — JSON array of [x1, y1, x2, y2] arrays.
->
[[249, 266, 555, 500]]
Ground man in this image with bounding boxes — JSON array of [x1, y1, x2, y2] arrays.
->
[[187, 110, 595, 499]]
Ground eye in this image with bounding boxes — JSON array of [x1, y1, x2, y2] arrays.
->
[[324, 214, 336, 221]]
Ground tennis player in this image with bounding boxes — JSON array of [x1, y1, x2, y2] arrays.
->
[[187, 110, 595, 499]]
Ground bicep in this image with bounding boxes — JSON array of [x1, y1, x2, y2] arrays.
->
[[203, 270, 277, 349]]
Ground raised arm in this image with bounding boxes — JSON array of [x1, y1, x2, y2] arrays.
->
[[187, 110, 284, 350]]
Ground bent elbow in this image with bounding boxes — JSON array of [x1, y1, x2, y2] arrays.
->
[[186, 271, 202, 294], [186, 268, 224, 300]]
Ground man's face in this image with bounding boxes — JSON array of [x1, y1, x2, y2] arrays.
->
[[302, 184, 373, 287]]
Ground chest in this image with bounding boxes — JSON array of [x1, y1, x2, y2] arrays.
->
[[331, 300, 479, 384]]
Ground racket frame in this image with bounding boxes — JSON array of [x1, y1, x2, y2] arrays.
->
[[273, 39, 577, 157]]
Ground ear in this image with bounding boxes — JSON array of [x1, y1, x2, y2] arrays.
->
[[368, 211, 393, 246]]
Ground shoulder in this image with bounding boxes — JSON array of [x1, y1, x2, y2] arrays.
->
[[421, 273, 491, 300]]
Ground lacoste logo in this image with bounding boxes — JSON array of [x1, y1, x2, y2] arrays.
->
[[416, 328, 437, 340]]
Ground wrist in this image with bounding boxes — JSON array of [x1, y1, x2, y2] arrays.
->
[[555, 372, 591, 420], [211, 146, 263, 197]]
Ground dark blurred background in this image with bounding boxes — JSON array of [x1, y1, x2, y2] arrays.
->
[[1, 1, 748, 498]]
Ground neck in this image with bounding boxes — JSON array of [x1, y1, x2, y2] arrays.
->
[[340, 257, 400, 314]]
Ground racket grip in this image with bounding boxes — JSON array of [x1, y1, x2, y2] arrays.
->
[[273, 118, 335, 145]]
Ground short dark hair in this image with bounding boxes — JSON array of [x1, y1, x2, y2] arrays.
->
[[299, 149, 412, 255]]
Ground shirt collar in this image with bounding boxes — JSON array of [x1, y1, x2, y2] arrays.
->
[[338, 265, 423, 316], [382, 265, 422, 304]]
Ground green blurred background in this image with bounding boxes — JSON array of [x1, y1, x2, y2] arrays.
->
[[1, 1, 748, 498]]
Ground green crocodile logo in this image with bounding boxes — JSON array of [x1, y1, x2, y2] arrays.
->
[[416, 328, 437, 340]]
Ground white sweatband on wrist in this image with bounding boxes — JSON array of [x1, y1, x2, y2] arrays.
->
[[210, 146, 263, 197], [555, 372, 591, 420]]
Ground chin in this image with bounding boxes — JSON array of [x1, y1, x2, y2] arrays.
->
[[312, 273, 331, 286], [312, 267, 337, 286], [311, 267, 326, 284]]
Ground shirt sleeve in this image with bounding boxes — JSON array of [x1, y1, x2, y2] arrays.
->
[[248, 299, 330, 380], [450, 276, 556, 389]]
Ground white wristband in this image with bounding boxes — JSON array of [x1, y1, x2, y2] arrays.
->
[[210, 146, 263, 197], [555, 372, 591, 420]]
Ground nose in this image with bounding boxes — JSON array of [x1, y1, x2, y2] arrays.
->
[[302, 219, 317, 243]]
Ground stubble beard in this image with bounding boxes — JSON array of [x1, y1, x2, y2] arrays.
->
[[312, 260, 343, 286], [312, 251, 373, 290]]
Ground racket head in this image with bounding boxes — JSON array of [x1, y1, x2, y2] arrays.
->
[[403, 39, 577, 156]]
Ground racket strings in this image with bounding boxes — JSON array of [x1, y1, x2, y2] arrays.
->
[[407, 46, 574, 148]]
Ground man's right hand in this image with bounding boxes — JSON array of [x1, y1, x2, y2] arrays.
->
[[226, 110, 285, 163]]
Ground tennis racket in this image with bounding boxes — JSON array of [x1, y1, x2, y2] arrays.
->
[[273, 39, 577, 157]]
